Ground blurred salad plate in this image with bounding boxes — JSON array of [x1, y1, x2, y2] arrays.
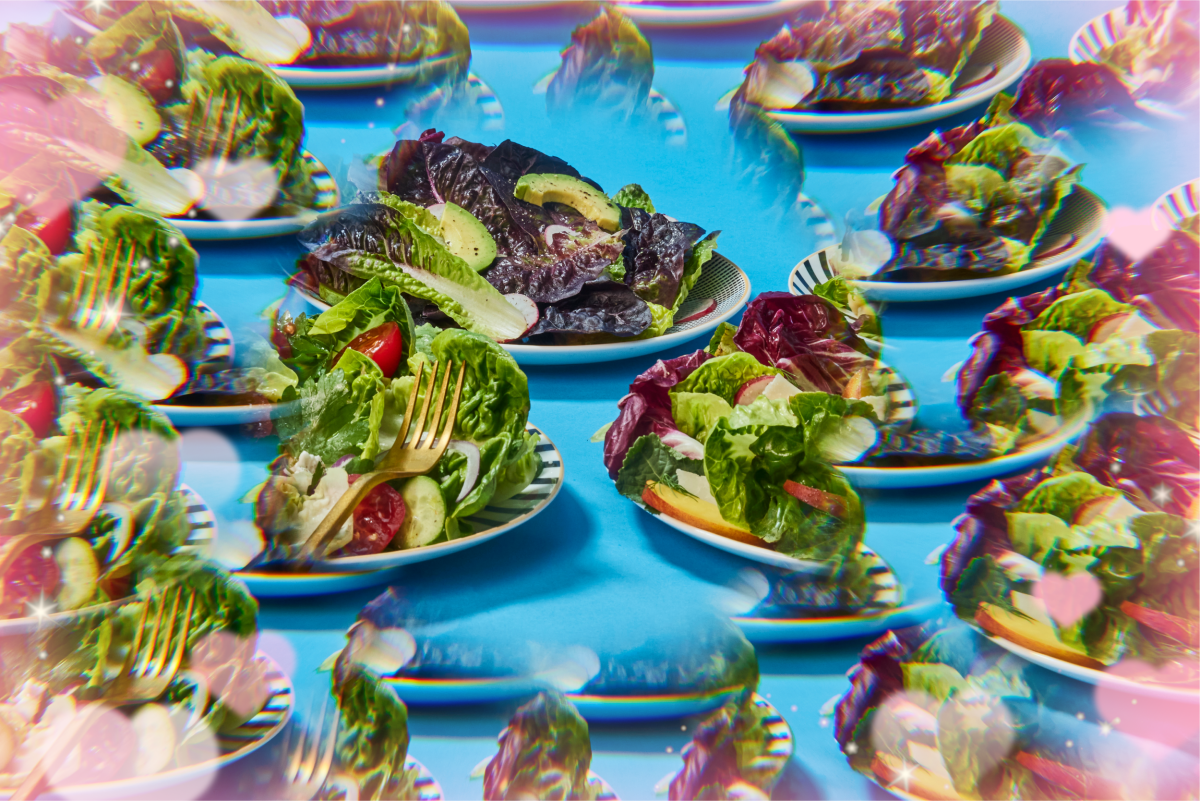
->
[[169, 151, 341, 241], [1068, 0, 1200, 113], [733, 544, 942, 643], [1153, 178, 1200, 235], [790, 187, 1106, 303], [615, 0, 808, 25], [729, 3, 1030, 133]]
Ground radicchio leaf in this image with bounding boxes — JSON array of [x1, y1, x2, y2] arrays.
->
[[621, 207, 705, 309], [546, 6, 654, 122], [1086, 231, 1200, 332], [1009, 59, 1140, 135], [602, 350, 711, 478], [732, 292, 873, 394], [484, 692, 592, 801]]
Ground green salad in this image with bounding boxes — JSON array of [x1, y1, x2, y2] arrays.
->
[[248, 278, 539, 561]]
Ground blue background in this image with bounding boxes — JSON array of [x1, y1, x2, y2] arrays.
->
[[10, 0, 1186, 797]]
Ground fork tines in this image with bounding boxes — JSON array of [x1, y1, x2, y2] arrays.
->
[[282, 692, 340, 799], [396, 359, 467, 452], [122, 585, 197, 682]]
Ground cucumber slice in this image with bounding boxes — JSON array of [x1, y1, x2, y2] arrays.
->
[[398, 476, 446, 548], [55, 537, 99, 611]]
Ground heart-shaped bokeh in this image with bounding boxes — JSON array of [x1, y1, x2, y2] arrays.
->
[[1102, 206, 1173, 260], [1034, 571, 1103, 628]]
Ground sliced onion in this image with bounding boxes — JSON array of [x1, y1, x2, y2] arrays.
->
[[448, 440, 481, 502], [659, 429, 704, 460], [331, 454, 355, 469]]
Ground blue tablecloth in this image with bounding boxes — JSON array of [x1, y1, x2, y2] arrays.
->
[[167, 2, 1200, 798]]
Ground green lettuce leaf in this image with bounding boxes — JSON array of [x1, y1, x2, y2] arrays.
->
[[333, 666, 412, 799], [672, 352, 781, 405], [615, 434, 703, 505], [1014, 471, 1119, 522], [673, 232, 719, 315], [612, 183, 655, 213], [1007, 512, 1070, 563], [1024, 289, 1135, 340], [672, 392, 734, 444], [1021, 329, 1084, 379], [706, 322, 739, 356]]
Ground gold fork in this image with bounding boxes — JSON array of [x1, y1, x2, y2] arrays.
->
[[280, 692, 340, 800], [68, 237, 134, 339], [296, 359, 467, 562], [10, 586, 197, 800]]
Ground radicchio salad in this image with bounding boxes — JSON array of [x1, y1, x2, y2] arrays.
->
[[291, 130, 720, 346]]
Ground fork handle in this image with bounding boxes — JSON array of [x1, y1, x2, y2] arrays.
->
[[10, 701, 109, 800], [297, 471, 415, 561]]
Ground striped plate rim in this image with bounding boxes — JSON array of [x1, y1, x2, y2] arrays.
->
[[1152, 178, 1199, 231]]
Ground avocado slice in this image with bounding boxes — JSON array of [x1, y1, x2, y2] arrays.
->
[[90, 75, 161, 146], [514, 173, 620, 233], [440, 202, 497, 271]]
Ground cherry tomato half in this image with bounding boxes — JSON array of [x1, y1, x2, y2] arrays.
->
[[0, 382, 57, 439], [120, 49, 178, 104], [335, 322, 404, 378], [0, 540, 60, 617], [345, 476, 406, 555]]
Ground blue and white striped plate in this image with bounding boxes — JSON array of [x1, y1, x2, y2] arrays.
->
[[1153, 178, 1199, 232], [236, 424, 563, 596]]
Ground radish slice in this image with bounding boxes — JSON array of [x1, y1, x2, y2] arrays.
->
[[426, 203, 446, 220], [660, 429, 704, 460], [447, 440, 481, 502], [504, 293, 539, 336], [676, 298, 717, 324], [734, 375, 775, 405]]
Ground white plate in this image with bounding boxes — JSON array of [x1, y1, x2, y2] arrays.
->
[[655, 694, 793, 794], [789, 187, 1106, 302], [0, 653, 293, 800], [1153, 178, 1199, 232], [839, 414, 1089, 489], [982, 630, 1200, 702], [169, 151, 340, 240], [298, 253, 752, 366], [271, 56, 451, 89], [1068, 9, 1196, 115], [762, 15, 1031, 133], [0, 484, 215, 636], [236, 425, 562, 596], [616, 0, 808, 24], [734, 545, 943, 643]]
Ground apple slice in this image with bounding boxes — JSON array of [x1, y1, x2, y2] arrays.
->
[[1119, 601, 1199, 646], [1087, 311, 1159, 344], [872, 751, 964, 801], [842, 367, 870, 399], [130, 703, 176, 776], [734, 375, 775, 406], [1014, 751, 1123, 799], [504, 293, 539, 338], [782, 480, 846, 517], [642, 481, 766, 548], [676, 470, 718, 506], [975, 603, 1104, 669]]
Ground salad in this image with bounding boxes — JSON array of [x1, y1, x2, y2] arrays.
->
[[324, 659, 425, 800], [341, 587, 760, 703], [733, 0, 998, 112], [1005, 59, 1142, 136], [3, 2, 321, 222], [834, 621, 1200, 800], [856, 94, 1083, 283], [247, 278, 538, 561], [0, 340, 198, 623], [545, 7, 654, 123], [0, 562, 271, 789], [956, 231, 1200, 446], [668, 688, 790, 801], [259, 0, 470, 75], [940, 412, 1198, 680], [4, 200, 215, 405], [601, 291, 891, 566], [292, 130, 720, 344], [1086, 0, 1199, 107], [479, 691, 598, 801]]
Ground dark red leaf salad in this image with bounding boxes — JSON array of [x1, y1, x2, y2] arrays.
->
[[833, 620, 1200, 800], [291, 130, 720, 345]]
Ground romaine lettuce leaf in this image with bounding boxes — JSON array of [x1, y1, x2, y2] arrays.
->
[[672, 352, 782, 405], [483, 692, 592, 801], [332, 666, 411, 799], [1014, 471, 1119, 522], [1025, 289, 1135, 340], [671, 392, 734, 445]]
